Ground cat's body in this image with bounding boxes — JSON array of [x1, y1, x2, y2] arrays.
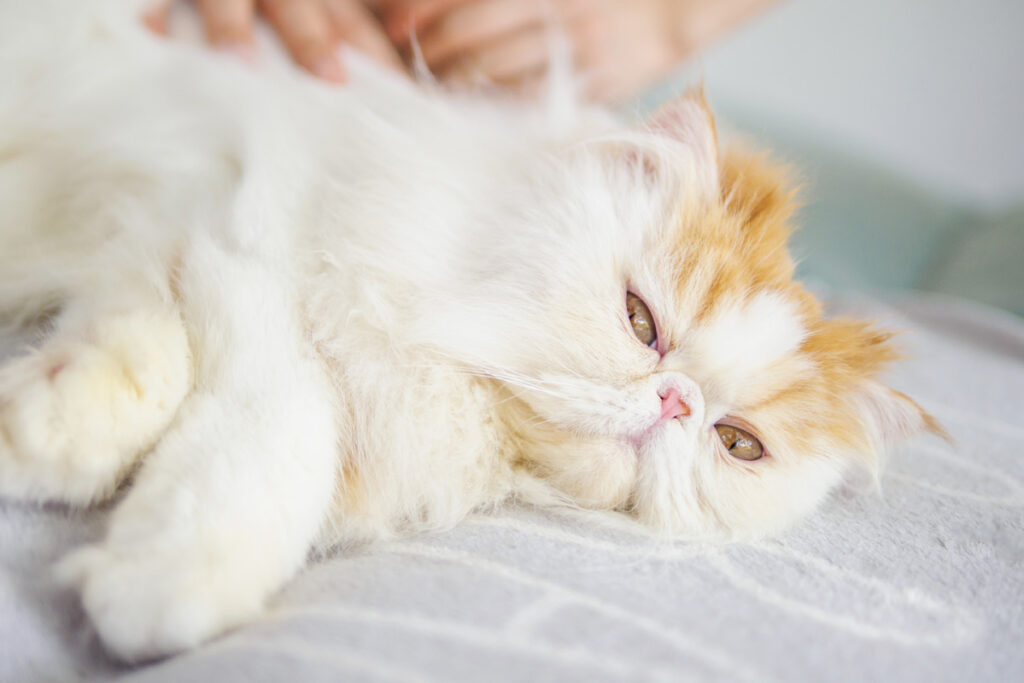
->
[[0, 0, 932, 663]]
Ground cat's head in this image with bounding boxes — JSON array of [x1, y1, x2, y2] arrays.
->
[[421, 92, 938, 540]]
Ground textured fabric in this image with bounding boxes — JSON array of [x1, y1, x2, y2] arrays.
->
[[2, 291, 1022, 682]]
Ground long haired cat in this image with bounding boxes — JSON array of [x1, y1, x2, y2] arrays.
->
[[0, 0, 935, 663]]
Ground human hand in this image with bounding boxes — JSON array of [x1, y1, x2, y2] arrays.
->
[[379, 0, 682, 102], [146, 0, 404, 82], [380, 0, 777, 103]]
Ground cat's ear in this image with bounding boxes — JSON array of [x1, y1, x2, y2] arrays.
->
[[809, 318, 946, 474], [848, 380, 947, 478], [647, 88, 719, 190], [856, 383, 943, 446]]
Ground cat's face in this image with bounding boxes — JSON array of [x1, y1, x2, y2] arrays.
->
[[422, 94, 934, 540]]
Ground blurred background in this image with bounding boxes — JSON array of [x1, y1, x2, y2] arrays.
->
[[641, 0, 1024, 315]]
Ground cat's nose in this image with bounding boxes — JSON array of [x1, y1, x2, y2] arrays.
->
[[658, 387, 691, 421]]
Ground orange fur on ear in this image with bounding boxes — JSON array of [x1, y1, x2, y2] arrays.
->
[[895, 390, 950, 442], [796, 317, 948, 470]]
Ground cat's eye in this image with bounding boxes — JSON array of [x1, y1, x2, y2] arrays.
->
[[626, 292, 657, 347], [714, 424, 764, 461]]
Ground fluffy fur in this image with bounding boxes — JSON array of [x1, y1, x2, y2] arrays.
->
[[0, 0, 934, 662]]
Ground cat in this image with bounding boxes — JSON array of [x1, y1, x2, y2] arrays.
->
[[0, 0, 937, 663]]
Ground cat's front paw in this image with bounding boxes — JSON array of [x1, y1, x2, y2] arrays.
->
[[57, 541, 265, 662]]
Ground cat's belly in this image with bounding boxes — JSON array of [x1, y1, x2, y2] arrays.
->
[[317, 340, 517, 541]]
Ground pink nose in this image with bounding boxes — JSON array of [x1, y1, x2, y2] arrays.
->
[[659, 387, 691, 421]]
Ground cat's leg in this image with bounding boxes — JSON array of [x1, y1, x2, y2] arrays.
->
[[57, 240, 340, 662], [0, 284, 191, 504]]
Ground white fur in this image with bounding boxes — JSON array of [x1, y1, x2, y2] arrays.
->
[[0, 0, 913, 661], [694, 292, 807, 378]]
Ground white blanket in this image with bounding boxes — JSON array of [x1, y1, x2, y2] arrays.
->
[[2, 292, 1022, 682]]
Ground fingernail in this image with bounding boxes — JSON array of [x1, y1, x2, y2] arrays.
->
[[312, 56, 346, 84]]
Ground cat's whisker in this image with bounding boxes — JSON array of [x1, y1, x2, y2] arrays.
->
[[393, 359, 571, 404], [523, 414, 560, 428], [397, 355, 564, 400], [481, 371, 572, 401]]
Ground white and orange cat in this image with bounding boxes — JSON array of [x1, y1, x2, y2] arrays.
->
[[0, 0, 935, 663]]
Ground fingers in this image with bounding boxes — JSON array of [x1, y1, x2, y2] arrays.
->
[[198, 0, 256, 46], [385, 0, 467, 44], [387, 0, 599, 93], [326, 0, 405, 71], [150, 0, 404, 83], [260, 0, 346, 82], [142, 2, 171, 36], [440, 28, 548, 86], [414, 0, 547, 69]]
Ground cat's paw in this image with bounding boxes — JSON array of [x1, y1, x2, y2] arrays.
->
[[0, 309, 190, 503], [56, 540, 264, 662]]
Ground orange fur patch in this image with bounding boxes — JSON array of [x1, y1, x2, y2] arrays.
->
[[664, 143, 938, 466]]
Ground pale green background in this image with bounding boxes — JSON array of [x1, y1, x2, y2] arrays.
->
[[636, 0, 1024, 315]]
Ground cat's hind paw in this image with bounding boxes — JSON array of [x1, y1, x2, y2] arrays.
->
[[0, 309, 190, 504]]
